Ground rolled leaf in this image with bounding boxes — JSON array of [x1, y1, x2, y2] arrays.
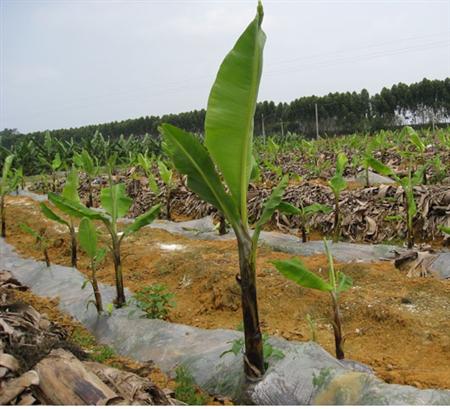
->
[[272, 258, 333, 292], [204, 4, 265, 219]]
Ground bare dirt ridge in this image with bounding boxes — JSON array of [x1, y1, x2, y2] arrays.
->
[[3, 195, 450, 391]]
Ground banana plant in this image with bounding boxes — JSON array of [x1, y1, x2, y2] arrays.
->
[[41, 168, 81, 267], [278, 201, 332, 242], [367, 157, 423, 249], [0, 155, 14, 237], [73, 149, 99, 208], [161, 2, 288, 378], [329, 153, 348, 242], [20, 223, 51, 267], [48, 184, 160, 307], [137, 153, 160, 194], [272, 240, 352, 360], [157, 160, 175, 220], [78, 217, 106, 313]]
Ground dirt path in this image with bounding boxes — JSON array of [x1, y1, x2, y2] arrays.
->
[[3, 195, 450, 390]]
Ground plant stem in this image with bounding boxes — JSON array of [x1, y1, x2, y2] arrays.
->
[[218, 213, 227, 235], [111, 236, 126, 307], [87, 175, 93, 208], [0, 195, 6, 238], [44, 248, 51, 267], [333, 195, 340, 243], [91, 261, 103, 313], [166, 187, 172, 221], [330, 292, 344, 360], [301, 225, 307, 243], [69, 225, 77, 268], [236, 233, 265, 379]]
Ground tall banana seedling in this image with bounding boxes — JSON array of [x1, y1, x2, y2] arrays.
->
[[41, 168, 81, 268], [161, 2, 287, 378], [0, 155, 14, 237]]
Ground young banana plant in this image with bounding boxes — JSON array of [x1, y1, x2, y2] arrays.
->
[[0, 155, 14, 238], [73, 149, 99, 208], [278, 201, 332, 242], [78, 217, 106, 313], [157, 160, 175, 220], [137, 153, 160, 194], [367, 157, 423, 249], [272, 240, 352, 360], [329, 153, 348, 242], [20, 223, 51, 267], [41, 168, 81, 268], [160, 2, 287, 378], [48, 184, 160, 307]]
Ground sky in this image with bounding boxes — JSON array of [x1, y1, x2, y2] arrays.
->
[[1, 0, 449, 133]]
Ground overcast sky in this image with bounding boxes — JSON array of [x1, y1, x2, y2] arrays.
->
[[1, 0, 449, 133]]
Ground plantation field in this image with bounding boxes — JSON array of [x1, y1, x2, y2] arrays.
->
[[3, 195, 450, 390]]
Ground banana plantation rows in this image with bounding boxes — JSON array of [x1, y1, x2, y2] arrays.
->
[[1, 1, 449, 406]]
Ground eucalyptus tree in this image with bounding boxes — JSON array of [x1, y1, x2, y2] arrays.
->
[[161, 2, 288, 378], [41, 168, 81, 267], [0, 155, 14, 237]]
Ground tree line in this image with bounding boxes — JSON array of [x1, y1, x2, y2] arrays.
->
[[1, 77, 449, 151]]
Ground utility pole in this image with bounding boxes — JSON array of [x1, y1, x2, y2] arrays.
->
[[315, 103, 319, 139], [261, 114, 266, 145]]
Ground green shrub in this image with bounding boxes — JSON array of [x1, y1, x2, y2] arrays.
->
[[132, 284, 175, 319], [174, 365, 207, 405]]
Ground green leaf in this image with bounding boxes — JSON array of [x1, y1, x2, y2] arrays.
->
[[158, 160, 173, 186], [147, 173, 160, 194], [403, 126, 425, 153], [124, 204, 160, 237], [95, 247, 107, 265], [329, 174, 347, 195], [160, 124, 240, 228], [48, 192, 108, 222], [439, 225, 450, 235], [253, 175, 288, 242], [81, 149, 96, 176], [100, 183, 132, 220], [303, 204, 332, 216], [40, 203, 69, 227], [336, 271, 353, 293], [19, 223, 39, 239], [204, 4, 265, 220], [52, 152, 62, 171], [137, 153, 150, 172], [366, 157, 396, 179], [62, 168, 80, 203], [272, 258, 333, 292], [1, 155, 14, 195], [278, 201, 301, 215], [335, 152, 348, 175], [78, 217, 97, 259]]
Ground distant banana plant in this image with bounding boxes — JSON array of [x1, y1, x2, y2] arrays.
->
[[367, 157, 424, 249], [20, 223, 51, 267], [41, 168, 81, 267], [272, 240, 352, 359], [73, 149, 99, 208], [329, 153, 348, 242], [137, 152, 160, 194], [161, 2, 287, 378], [0, 155, 14, 237], [278, 201, 332, 242], [78, 217, 106, 313], [157, 160, 175, 220]]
